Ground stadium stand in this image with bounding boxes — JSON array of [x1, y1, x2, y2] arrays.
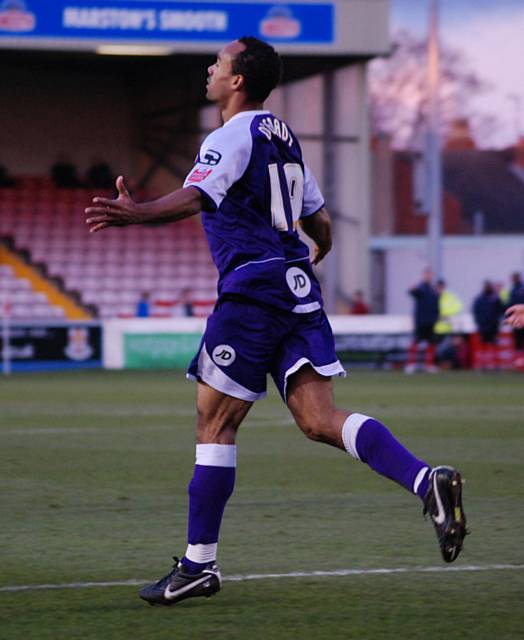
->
[[0, 264, 65, 319], [0, 178, 217, 318]]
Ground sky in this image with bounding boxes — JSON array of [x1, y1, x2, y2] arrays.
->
[[391, 0, 524, 148]]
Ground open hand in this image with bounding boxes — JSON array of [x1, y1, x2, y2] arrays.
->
[[85, 176, 141, 233], [505, 304, 524, 328]]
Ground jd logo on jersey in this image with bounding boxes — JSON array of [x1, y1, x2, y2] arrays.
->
[[212, 344, 236, 367], [201, 149, 222, 166], [286, 267, 311, 298]]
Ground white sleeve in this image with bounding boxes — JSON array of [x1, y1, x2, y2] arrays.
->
[[183, 123, 253, 211], [301, 163, 325, 218]]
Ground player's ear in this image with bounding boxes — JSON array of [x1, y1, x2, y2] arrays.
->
[[232, 73, 245, 92]]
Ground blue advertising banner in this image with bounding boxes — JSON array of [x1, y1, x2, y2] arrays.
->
[[0, 1, 334, 44]]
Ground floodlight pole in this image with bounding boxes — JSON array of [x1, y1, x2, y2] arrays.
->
[[322, 70, 337, 313], [426, 0, 443, 278]]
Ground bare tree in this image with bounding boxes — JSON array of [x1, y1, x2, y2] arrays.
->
[[368, 29, 496, 149]]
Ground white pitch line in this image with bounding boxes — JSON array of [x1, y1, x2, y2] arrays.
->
[[1, 564, 523, 594]]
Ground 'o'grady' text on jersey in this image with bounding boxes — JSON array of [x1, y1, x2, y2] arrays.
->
[[183, 110, 325, 313]]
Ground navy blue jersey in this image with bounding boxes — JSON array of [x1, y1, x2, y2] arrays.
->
[[509, 282, 524, 307], [183, 110, 325, 313], [409, 282, 439, 327], [472, 292, 503, 334]]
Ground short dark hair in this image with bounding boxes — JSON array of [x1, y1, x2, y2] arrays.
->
[[232, 36, 283, 102]]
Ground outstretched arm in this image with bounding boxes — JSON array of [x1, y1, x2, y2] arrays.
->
[[505, 304, 524, 328], [299, 207, 332, 265], [85, 176, 203, 233]]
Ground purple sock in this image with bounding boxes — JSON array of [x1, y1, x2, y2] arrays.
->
[[181, 444, 236, 574], [342, 413, 430, 499]]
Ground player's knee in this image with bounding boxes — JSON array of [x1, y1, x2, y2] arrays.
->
[[294, 412, 333, 443]]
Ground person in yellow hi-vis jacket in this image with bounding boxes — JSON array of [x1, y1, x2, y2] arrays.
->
[[434, 279, 464, 369]]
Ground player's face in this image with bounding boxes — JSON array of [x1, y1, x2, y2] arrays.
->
[[206, 41, 246, 103]]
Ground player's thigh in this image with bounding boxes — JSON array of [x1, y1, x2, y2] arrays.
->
[[270, 309, 345, 403], [286, 365, 347, 447], [286, 364, 335, 419], [271, 310, 347, 444], [196, 381, 253, 444]]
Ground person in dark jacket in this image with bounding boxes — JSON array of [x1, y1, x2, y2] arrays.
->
[[405, 269, 440, 373], [472, 280, 503, 369], [51, 155, 83, 188], [87, 160, 115, 189]]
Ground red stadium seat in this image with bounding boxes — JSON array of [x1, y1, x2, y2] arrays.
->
[[3, 178, 216, 318]]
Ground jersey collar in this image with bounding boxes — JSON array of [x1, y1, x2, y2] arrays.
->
[[224, 110, 271, 126]]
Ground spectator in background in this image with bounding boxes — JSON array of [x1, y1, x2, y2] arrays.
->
[[51, 155, 83, 188], [87, 160, 115, 189], [136, 292, 151, 318], [508, 272, 524, 369], [436, 335, 470, 370], [350, 290, 369, 315], [179, 287, 194, 317], [472, 280, 504, 370], [435, 280, 463, 336], [0, 164, 16, 187], [405, 268, 440, 374], [434, 279, 463, 366]]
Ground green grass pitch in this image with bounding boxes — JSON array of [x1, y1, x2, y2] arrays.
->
[[1, 369, 523, 639]]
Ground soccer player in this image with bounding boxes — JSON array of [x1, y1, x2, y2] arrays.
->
[[85, 37, 467, 606]]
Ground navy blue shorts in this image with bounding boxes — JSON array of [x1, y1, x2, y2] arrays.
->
[[187, 297, 345, 402]]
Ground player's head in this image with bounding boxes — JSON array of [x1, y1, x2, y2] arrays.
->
[[206, 37, 282, 105], [232, 37, 282, 101]]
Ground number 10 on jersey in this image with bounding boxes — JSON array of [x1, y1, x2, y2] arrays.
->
[[268, 163, 304, 231]]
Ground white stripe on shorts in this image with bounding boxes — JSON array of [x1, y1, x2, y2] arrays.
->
[[283, 357, 346, 401], [187, 344, 266, 402]]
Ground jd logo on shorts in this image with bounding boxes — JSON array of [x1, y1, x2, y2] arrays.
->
[[212, 344, 236, 367], [201, 149, 222, 166], [286, 267, 311, 298]]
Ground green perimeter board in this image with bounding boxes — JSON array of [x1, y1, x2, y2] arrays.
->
[[123, 332, 202, 368]]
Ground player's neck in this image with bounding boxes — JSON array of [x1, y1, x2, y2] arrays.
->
[[221, 96, 264, 124]]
